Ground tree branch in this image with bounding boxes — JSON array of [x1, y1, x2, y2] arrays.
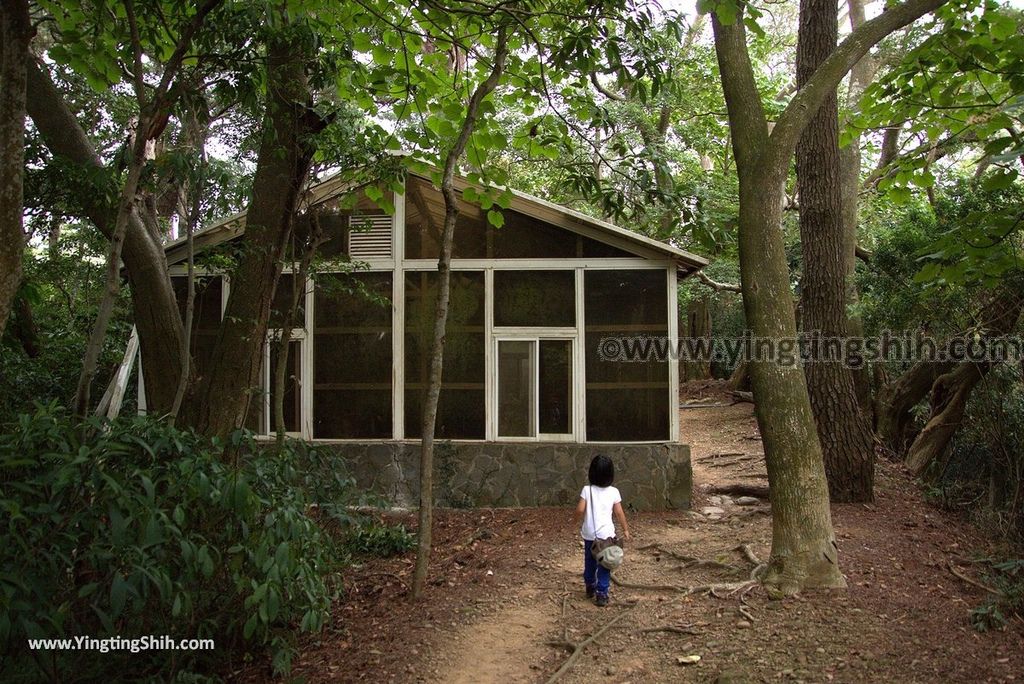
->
[[765, 0, 950, 171], [697, 270, 741, 292]]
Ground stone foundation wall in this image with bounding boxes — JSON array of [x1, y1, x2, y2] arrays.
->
[[314, 441, 691, 511]]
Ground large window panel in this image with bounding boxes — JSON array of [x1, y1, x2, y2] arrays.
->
[[539, 339, 572, 434], [584, 269, 670, 441], [491, 210, 577, 258], [404, 176, 487, 259], [404, 271, 485, 439], [493, 270, 575, 327], [313, 272, 393, 438]]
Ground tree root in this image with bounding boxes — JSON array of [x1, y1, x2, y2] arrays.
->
[[635, 624, 697, 636], [708, 483, 771, 499], [545, 598, 638, 684], [641, 542, 741, 572], [612, 541, 767, 595], [948, 562, 1004, 596]]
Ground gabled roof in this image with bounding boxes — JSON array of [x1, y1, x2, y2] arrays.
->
[[164, 165, 709, 274]]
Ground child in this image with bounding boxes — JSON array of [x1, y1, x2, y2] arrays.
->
[[573, 454, 630, 606]]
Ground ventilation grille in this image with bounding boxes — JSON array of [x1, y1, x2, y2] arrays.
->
[[348, 215, 393, 259]]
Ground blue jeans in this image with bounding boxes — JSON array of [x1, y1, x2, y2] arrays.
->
[[583, 540, 610, 596]]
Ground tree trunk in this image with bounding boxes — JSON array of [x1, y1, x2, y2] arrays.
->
[[710, 0, 949, 593], [904, 288, 1024, 475], [875, 358, 953, 451], [183, 26, 323, 440], [796, 0, 875, 503], [683, 298, 712, 381], [25, 59, 185, 414], [0, 0, 30, 339], [412, 29, 510, 599], [904, 363, 986, 477], [726, 358, 750, 391], [713, 15, 843, 595]]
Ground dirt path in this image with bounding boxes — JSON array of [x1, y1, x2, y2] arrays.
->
[[273, 383, 1024, 684]]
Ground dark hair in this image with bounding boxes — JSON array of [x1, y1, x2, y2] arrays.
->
[[588, 455, 615, 488]]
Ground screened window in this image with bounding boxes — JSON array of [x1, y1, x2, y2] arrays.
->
[[584, 270, 670, 441], [404, 176, 487, 259], [404, 271, 485, 438], [295, 188, 391, 261], [313, 272, 393, 438], [493, 271, 575, 327], [402, 175, 639, 260]]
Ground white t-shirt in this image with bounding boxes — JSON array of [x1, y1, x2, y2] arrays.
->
[[580, 485, 621, 541]]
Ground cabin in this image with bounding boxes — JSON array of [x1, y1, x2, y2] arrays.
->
[[157, 165, 708, 509]]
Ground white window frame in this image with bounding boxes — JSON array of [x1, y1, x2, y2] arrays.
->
[[492, 333, 579, 442]]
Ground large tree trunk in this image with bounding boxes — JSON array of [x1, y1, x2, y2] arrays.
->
[[0, 0, 30, 339], [796, 0, 876, 502], [710, 0, 949, 594], [713, 15, 844, 595], [25, 59, 185, 413], [412, 29, 511, 599], [183, 26, 323, 439], [876, 358, 954, 451]]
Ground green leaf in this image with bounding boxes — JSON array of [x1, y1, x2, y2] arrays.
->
[[487, 210, 505, 228], [982, 169, 1018, 191]]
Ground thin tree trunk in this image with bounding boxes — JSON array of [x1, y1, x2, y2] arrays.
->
[[0, 0, 30, 338], [796, 0, 875, 502], [183, 24, 325, 440], [413, 28, 510, 599], [840, 0, 880, 411], [169, 145, 208, 421]]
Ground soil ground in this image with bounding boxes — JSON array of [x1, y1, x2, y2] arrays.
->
[[244, 381, 1024, 683]]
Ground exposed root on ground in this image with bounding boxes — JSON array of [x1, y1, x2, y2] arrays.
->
[[545, 596, 638, 683], [708, 483, 771, 499], [635, 624, 698, 636], [948, 561, 1004, 596], [611, 541, 767, 596]]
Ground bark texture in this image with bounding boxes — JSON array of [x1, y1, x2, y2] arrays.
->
[[184, 27, 323, 439], [796, 0, 876, 502], [710, 0, 949, 593], [0, 0, 30, 338]]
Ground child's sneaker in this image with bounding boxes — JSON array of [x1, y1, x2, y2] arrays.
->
[[585, 585, 595, 599], [595, 593, 609, 607]]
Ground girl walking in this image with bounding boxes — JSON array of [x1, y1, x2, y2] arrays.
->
[[574, 455, 630, 606]]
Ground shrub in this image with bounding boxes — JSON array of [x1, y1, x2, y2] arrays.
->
[[971, 558, 1024, 632], [0, 404, 348, 680], [342, 522, 415, 558]]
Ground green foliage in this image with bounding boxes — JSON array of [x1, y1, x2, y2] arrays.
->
[[342, 522, 415, 558], [853, 0, 1024, 204], [911, 179, 1024, 289], [971, 559, 1024, 631], [0, 406, 348, 680]]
